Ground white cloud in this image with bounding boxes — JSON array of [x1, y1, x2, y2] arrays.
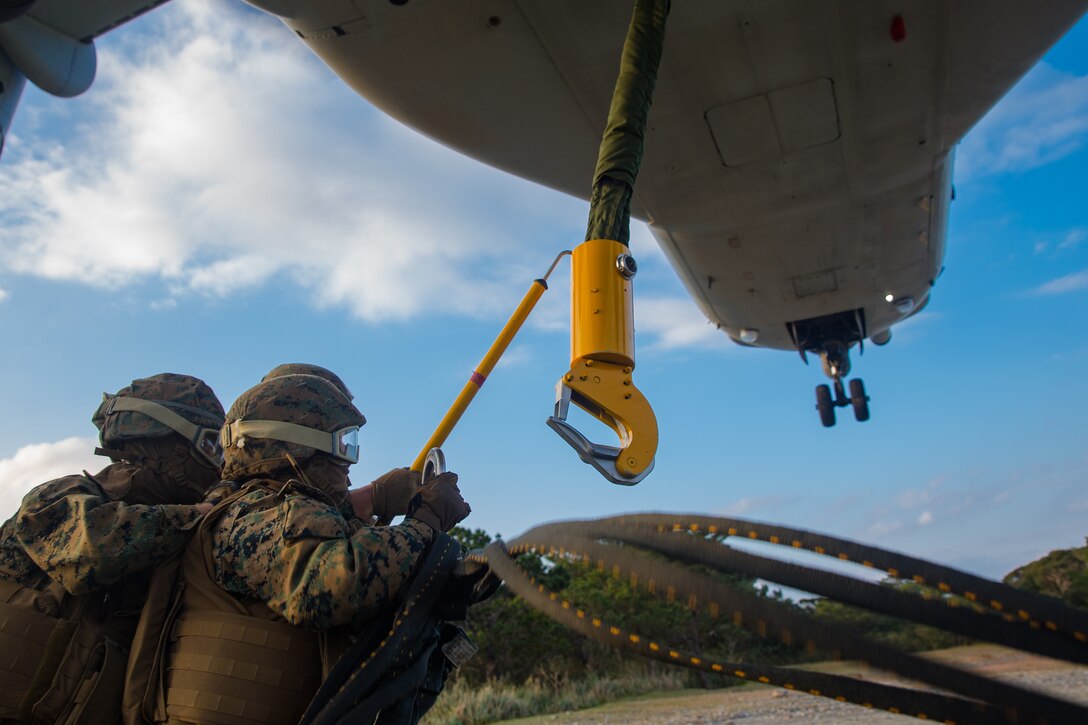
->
[[494, 344, 534, 370], [863, 519, 903, 537], [149, 297, 178, 311], [957, 63, 1088, 180], [1032, 269, 1088, 295], [1059, 228, 1086, 250], [629, 221, 665, 262], [0, 1, 568, 325], [895, 476, 943, 509], [0, 438, 101, 520], [719, 496, 785, 516], [636, 296, 730, 351], [0, 286, 7, 302], [844, 456, 1088, 573], [890, 311, 941, 345], [1033, 228, 1085, 256]]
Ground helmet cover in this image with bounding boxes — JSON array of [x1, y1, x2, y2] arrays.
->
[[222, 373, 365, 479], [261, 363, 354, 401], [93, 373, 225, 448]]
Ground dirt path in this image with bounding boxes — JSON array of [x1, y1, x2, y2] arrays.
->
[[499, 645, 1088, 724]]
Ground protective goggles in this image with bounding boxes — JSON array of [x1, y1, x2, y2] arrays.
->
[[221, 419, 361, 464], [104, 396, 225, 468]]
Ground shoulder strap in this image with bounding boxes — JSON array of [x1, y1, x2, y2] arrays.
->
[[298, 533, 462, 725], [121, 549, 183, 725]]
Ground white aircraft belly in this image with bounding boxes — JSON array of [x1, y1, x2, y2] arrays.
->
[[246, 0, 1086, 350]]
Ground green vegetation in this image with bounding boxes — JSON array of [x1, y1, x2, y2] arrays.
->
[[802, 594, 970, 652], [1004, 538, 1088, 610], [422, 669, 687, 725]]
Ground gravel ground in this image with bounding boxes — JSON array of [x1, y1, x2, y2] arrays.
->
[[501, 646, 1088, 724]]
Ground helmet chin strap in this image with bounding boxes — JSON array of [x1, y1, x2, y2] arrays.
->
[[95, 446, 129, 460], [284, 452, 317, 490]]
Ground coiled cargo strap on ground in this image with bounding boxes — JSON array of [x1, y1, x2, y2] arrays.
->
[[470, 514, 1088, 724]]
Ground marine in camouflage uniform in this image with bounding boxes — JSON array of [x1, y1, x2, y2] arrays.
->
[[155, 373, 470, 725], [0, 373, 225, 725]]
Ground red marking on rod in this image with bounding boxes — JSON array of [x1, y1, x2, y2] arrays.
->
[[890, 15, 906, 43], [469, 371, 487, 387]]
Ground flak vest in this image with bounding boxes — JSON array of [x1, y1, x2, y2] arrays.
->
[[135, 484, 349, 725], [0, 577, 139, 725]]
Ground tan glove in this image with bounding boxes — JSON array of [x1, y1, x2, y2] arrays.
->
[[370, 467, 423, 519], [408, 472, 470, 533]]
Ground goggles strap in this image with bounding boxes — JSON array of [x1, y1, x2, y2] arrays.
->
[[108, 397, 208, 447], [223, 419, 350, 459]]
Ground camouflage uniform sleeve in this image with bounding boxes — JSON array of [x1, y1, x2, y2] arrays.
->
[[15, 475, 205, 595], [213, 490, 432, 630]]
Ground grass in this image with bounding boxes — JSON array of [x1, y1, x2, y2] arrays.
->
[[421, 669, 689, 725]]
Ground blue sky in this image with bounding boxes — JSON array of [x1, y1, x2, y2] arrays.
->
[[1, 0, 1085, 581]]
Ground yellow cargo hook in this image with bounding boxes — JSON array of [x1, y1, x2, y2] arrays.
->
[[547, 0, 667, 484], [547, 238, 658, 485]]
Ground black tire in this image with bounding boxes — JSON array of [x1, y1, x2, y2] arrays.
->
[[815, 384, 835, 427], [849, 378, 870, 422]]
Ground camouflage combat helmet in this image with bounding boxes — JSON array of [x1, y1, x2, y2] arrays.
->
[[93, 373, 226, 467], [261, 363, 354, 401], [221, 373, 366, 479]]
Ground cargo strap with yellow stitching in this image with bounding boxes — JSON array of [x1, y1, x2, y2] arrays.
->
[[471, 514, 1088, 725]]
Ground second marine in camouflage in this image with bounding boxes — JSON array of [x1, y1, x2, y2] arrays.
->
[[150, 372, 470, 724], [0, 373, 225, 725]]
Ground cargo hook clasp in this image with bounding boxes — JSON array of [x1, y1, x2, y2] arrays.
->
[[547, 358, 657, 485]]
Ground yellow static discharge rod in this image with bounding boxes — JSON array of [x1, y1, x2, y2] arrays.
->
[[410, 251, 571, 472]]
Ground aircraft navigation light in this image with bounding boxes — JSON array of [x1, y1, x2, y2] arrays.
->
[[739, 329, 759, 344], [893, 297, 916, 315], [884, 293, 895, 303]]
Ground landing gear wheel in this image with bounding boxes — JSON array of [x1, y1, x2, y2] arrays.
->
[[815, 384, 835, 427], [849, 378, 870, 422]]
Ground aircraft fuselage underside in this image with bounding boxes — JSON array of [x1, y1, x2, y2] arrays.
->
[[228, 0, 1086, 425]]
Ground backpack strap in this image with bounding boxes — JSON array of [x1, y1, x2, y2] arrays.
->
[[298, 532, 464, 725]]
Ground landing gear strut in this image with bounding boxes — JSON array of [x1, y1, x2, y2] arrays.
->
[[813, 342, 869, 427]]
